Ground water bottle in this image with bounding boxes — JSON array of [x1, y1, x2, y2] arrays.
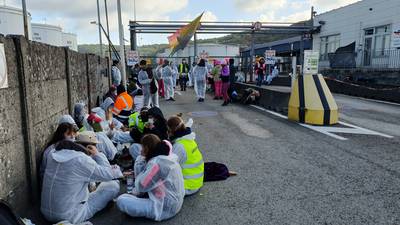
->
[[126, 172, 134, 194]]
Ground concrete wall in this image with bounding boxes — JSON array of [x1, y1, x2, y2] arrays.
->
[[0, 35, 110, 212]]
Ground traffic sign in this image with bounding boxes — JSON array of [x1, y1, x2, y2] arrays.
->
[[126, 50, 139, 66], [265, 50, 276, 65], [303, 50, 319, 75]]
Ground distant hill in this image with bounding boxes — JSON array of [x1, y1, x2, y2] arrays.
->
[[78, 21, 310, 56]]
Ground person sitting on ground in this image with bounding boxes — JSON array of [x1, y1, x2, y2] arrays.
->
[[103, 85, 117, 102], [40, 117, 79, 183], [133, 89, 144, 112], [240, 88, 261, 105], [41, 131, 122, 224], [128, 106, 169, 160], [128, 107, 149, 139], [116, 134, 185, 221], [113, 85, 134, 126], [73, 102, 91, 132], [167, 116, 204, 196]]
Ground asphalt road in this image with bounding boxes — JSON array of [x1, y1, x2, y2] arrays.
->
[[31, 89, 400, 225]]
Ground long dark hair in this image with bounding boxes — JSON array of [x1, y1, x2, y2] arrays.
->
[[198, 59, 206, 67], [146, 66, 154, 79], [46, 123, 74, 148], [147, 107, 168, 140], [141, 134, 170, 161]]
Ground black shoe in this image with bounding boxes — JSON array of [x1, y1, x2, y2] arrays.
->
[[170, 98, 176, 101], [213, 96, 219, 100], [222, 101, 228, 106], [198, 98, 202, 102]]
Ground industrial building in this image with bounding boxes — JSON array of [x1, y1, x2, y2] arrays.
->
[[0, 5, 78, 51], [313, 0, 400, 69], [0, 5, 32, 39], [158, 43, 240, 65], [240, 36, 312, 75]]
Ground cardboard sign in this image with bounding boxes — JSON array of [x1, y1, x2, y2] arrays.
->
[[392, 24, 400, 48], [265, 50, 276, 65], [126, 50, 139, 66], [0, 43, 7, 89], [303, 50, 319, 75]]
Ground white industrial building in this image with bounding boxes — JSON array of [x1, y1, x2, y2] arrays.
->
[[313, 0, 400, 69], [0, 5, 78, 51], [32, 23, 63, 47], [159, 43, 240, 64], [0, 5, 32, 39], [62, 32, 78, 51]]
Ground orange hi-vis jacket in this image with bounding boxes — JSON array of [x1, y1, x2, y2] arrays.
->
[[112, 92, 133, 117]]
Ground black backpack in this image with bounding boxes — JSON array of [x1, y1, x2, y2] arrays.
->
[[0, 200, 25, 225]]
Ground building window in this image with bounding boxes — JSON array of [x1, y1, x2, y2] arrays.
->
[[374, 25, 391, 57], [320, 34, 340, 61]]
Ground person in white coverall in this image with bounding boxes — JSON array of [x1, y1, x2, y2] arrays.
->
[[116, 134, 185, 221], [41, 132, 123, 224], [162, 59, 175, 101], [192, 58, 208, 102]]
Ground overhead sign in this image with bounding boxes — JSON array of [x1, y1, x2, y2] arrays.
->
[[0, 43, 8, 89], [265, 50, 276, 65], [303, 50, 319, 75], [126, 50, 139, 66], [392, 24, 400, 48]]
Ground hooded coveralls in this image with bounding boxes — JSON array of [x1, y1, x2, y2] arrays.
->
[[41, 150, 122, 224], [116, 154, 185, 221], [192, 66, 208, 99], [161, 66, 174, 99], [138, 69, 159, 108]]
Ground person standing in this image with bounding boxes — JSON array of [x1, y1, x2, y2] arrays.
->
[[178, 59, 190, 91], [255, 57, 266, 86], [138, 60, 159, 108], [188, 62, 196, 87], [155, 59, 165, 98], [221, 61, 230, 106], [192, 59, 208, 102], [229, 58, 236, 87], [162, 60, 175, 101], [266, 65, 279, 85], [112, 60, 122, 87], [211, 60, 222, 100], [171, 62, 178, 89]]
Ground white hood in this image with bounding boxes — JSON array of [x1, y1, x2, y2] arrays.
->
[[51, 150, 86, 163]]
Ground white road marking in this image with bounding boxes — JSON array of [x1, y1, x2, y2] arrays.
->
[[335, 94, 400, 107], [250, 105, 394, 141]]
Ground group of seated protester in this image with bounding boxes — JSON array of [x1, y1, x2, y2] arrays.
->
[[39, 92, 204, 224]]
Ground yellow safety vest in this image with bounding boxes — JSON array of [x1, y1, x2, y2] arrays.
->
[[176, 139, 204, 190], [128, 112, 145, 133]]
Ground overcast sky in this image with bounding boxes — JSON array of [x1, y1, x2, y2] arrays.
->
[[6, 0, 359, 45]]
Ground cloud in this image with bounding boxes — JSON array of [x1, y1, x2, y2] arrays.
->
[[310, 0, 360, 12], [202, 11, 218, 22], [234, 0, 287, 13], [7, 0, 188, 44]]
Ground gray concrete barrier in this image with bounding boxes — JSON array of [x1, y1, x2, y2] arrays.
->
[[232, 82, 291, 113]]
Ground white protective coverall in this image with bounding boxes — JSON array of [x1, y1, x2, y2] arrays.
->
[[162, 65, 174, 99], [138, 69, 159, 108], [192, 65, 208, 99], [116, 154, 185, 221], [41, 150, 122, 224]]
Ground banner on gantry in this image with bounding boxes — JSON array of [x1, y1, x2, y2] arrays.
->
[[168, 13, 203, 57]]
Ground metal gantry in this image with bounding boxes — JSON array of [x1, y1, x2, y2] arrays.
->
[[129, 19, 317, 81]]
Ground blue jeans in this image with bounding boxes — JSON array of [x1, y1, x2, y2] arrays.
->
[[257, 74, 264, 86]]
